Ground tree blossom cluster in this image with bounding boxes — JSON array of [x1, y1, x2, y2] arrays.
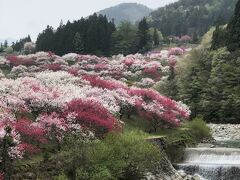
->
[[0, 48, 187, 88], [174, 35, 192, 43], [0, 69, 190, 159]]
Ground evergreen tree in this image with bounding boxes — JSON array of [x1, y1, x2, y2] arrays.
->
[[0, 127, 15, 179], [73, 32, 84, 53], [36, 25, 55, 52], [3, 40, 8, 48], [12, 35, 32, 52], [211, 26, 227, 50], [0, 43, 4, 52], [111, 21, 138, 55], [177, 48, 212, 118], [137, 18, 151, 53], [153, 28, 160, 46], [227, 0, 240, 51]]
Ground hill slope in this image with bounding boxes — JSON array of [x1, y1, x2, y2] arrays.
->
[[97, 3, 152, 25], [149, 0, 238, 37]]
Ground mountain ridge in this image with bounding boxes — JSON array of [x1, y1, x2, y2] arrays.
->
[[97, 3, 152, 25]]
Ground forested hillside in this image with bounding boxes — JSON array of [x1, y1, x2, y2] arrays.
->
[[149, 0, 238, 37], [156, 0, 240, 124]]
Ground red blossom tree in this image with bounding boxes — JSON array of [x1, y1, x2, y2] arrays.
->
[[66, 99, 121, 136]]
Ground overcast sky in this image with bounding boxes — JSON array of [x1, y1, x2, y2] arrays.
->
[[0, 0, 177, 40]]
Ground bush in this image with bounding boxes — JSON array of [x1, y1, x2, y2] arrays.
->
[[4, 47, 14, 54], [54, 174, 68, 180], [165, 129, 196, 163], [62, 131, 162, 179], [184, 118, 211, 142], [87, 131, 162, 179], [163, 118, 211, 163]]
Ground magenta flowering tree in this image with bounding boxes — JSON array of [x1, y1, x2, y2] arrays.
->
[[65, 98, 121, 136], [168, 47, 184, 57], [180, 35, 192, 42], [83, 75, 128, 90], [129, 88, 190, 131]]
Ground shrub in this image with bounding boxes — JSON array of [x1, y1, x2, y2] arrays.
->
[[184, 118, 211, 142], [62, 131, 162, 179]]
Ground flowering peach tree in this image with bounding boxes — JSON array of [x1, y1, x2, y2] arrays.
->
[[0, 48, 190, 167]]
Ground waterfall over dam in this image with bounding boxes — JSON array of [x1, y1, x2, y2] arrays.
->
[[175, 148, 240, 180]]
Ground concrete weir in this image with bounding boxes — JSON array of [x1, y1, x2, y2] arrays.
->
[[175, 148, 240, 180]]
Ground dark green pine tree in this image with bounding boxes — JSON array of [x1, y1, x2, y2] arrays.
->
[[137, 18, 151, 53], [0, 127, 15, 179], [26, 35, 32, 42], [211, 25, 227, 50], [36, 25, 55, 52], [12, 35, 32, 52], [3, 40, 8, 48], [0, 43, 3, 52], [73, 32, 84, 53], [153, 28, 160, 46], [227, 0, 240, 51]]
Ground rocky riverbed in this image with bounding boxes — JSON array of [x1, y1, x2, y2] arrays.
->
[[208, 124, 240, 140]]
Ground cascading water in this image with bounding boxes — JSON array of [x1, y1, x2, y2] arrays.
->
[[175, 148, 240, 180]]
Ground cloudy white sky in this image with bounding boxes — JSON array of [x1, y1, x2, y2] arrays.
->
[[0, 0, 177, 40]]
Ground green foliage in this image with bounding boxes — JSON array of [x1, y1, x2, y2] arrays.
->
[[149, 28, 162, 46], [177, 47, 212, 117], [174, 42, 240, 123], [73, 32, 84, 53], [226, 0, 240, 51], [201, 27, 215, 48], [61, 131, 162, 180], [211, 0, 240, 51], [164, 119, 210, 162], [211, 25, 227, 50], [3, 47, 14, 54], [149, 0, 238, 37], [0, 127, 15, 179], [12, 35, 32, 52], [138, 18, 152, 53], [155, 66, 178, 99], [111, 21, 139, 55], [76, 166, 114, 180], [87, 131, 161, 179], [153, 28, 160, 46], [201, 48, 240, 123], [36, 14, 116, 56], [184, 118, 211, 142], [36, 13, 155, 56], [54, 174, 68, 180]]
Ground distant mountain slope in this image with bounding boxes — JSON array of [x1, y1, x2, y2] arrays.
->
[[149, 0, 238, 37], [97, 3, 152, 25]]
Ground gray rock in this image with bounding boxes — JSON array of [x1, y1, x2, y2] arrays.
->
[[192, 174, 201, 180], [210, 144, 215, 148], [184, 175, 192, 180], [178, 170, 187, 178]]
